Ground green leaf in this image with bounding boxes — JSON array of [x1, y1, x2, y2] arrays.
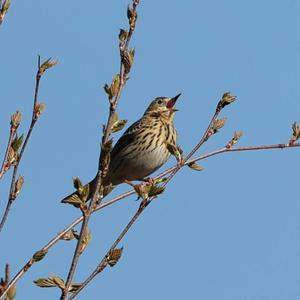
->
[[11, 134, 24, 152], [6, 283, 16, 300], [60, 229, 77, 241], [34, 276, 65, 290], [10, 111, 22, 128], [211, 118, 227, 133], [32, 249, 48, 262], [148, 185, 165, 197], [73, 177, 83, 190], [78, 227, 92, 254], [69, 283, 82, 293], [14, 175, 24, 195], [119, 28, 128, 42], [219, 91, 236, 109], [111, 119, 127, 133], [127, 5, 134, 19], [61, 194, 84, 207], [39, 58, 58, 76]]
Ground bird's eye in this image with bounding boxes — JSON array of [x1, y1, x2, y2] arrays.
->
[[157, 99, 163, 105]]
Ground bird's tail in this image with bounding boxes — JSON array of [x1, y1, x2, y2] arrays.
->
[[61, 177, 113, 204]]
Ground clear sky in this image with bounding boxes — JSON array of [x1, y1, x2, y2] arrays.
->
[[1, 1, 300, 299]]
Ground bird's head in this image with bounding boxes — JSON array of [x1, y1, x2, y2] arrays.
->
[[144, 94, 181, 120]]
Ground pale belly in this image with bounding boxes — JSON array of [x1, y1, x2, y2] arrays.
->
[[109, 145, 170, 185]]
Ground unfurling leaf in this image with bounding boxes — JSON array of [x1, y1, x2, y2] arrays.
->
[[226, 130, 244, 148], [122, 48, 135, 74], [127, 5, 137, 29], [6, 283, 16, 300], [39, 58, 58, 76], [61, 229, 77, 241], [233, 130, 243, 142], [290, 122, 300, 144], [7, 147, 17, 166], [133, 184, 150, 200], [100, 139, 113, 172], [127, 5, 134, 20], [11, 134, 24, 152], [104, 75, 120, 100], [69, 283, 82, 293], [34, 103, 45, 118], [34, 276, 65, 290], [79, 183, 90, 203], [107, 247, 124, 267], [14, 175, 24, 196], [99, 182, 113, 197], [218, 92, 236, 109], [10, 111, 22, 129], [148, 185, 165, 197], [166, 142, 181, 161], [72, 177, 89, 202], [103, 83, 111, 96], [133, 183, 164, 200], [32, 249, 48, 262], [1, 0, 11, 12], [111, 74, 120, 97], [211, 118, 227, 134], [154, 177, 168, 184], [73, 177, 83, 190], [78, 227, 92, 254], [61, 194, 83, 207], [119, 28, 128, 42], [188, 162, 204, 171], [111, 119, 127, 133]]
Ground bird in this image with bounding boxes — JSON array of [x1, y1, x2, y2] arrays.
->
[[62, 93, 181, 203]]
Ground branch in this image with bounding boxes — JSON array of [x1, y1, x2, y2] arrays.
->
[[68, 200, 148, 299], [59, 92, 236, 298], [59, 2, 140, 299], [63, 103, 300, 298], [1, 139, 299, 299], [0, 56, 57, 232]]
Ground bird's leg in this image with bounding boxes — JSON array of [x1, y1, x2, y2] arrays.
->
[[177, 157, 185, 168], [140, 177, 155, 186], [124, 179, 137, 188]]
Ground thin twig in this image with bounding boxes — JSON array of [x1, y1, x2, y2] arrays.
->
[[62, 95, 232, 299], [0, 56, 42, 233], [64, 108, 299, 298], [59, 2, 140, 299], [1, 140, 299, 300], [68, 199, 148, 299]]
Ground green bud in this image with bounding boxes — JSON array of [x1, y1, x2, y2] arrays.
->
[[107, 247, 124, 267]]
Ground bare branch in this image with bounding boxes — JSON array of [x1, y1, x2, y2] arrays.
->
[[68, 199, 148, 299], [0, 56, 56, 232], [1, 138, 299, 300], [59, 2, 140, 299]]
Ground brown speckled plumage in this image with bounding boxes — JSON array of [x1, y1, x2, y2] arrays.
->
[[62, 94, 180, 203]]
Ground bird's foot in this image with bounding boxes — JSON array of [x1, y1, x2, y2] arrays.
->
[[177, 158, 185, 168], [140, 177, 155, 186]]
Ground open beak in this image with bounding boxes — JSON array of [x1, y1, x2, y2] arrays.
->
[[166, 93, 181, 111]]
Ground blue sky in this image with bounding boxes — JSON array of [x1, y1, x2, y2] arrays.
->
[[1, 1, 300, 299]]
